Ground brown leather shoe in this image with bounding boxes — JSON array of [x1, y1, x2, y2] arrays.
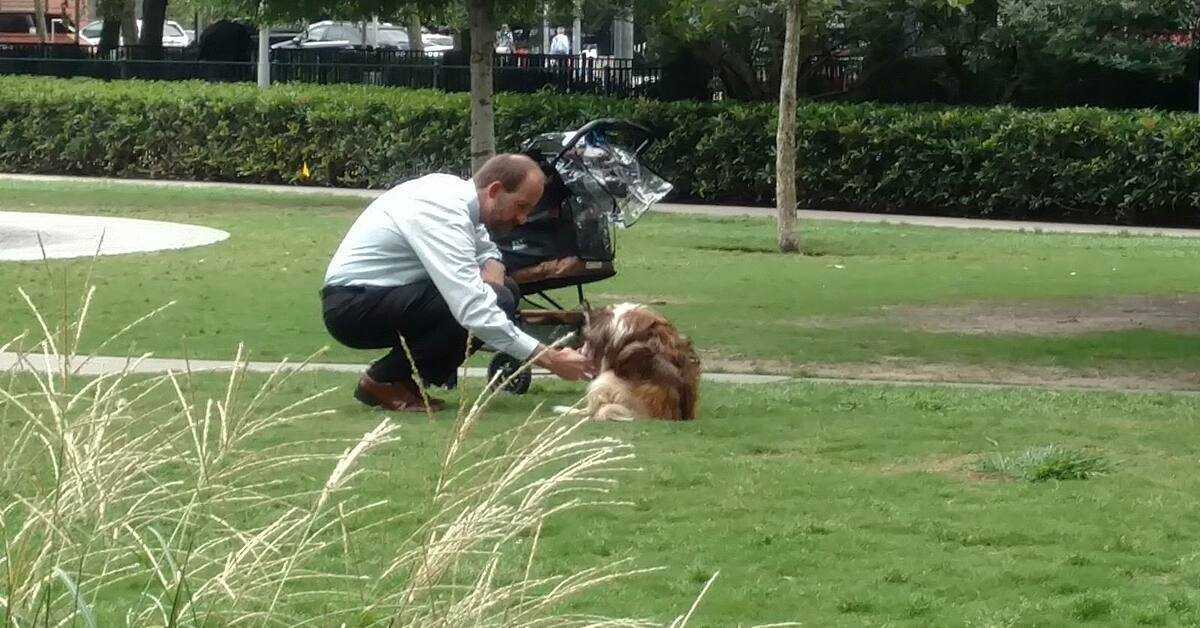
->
[[354, 375, 446, 413]]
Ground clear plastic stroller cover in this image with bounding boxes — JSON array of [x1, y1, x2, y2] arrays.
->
[[549, 130, 673, 227]]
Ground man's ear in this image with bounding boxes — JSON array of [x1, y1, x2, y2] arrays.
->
[[486, 180, 505, 201]]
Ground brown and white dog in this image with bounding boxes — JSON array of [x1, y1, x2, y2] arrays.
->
[[574, 303, 701, 421]]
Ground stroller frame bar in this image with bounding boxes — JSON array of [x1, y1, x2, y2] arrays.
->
[[519, 283, 587, 312]]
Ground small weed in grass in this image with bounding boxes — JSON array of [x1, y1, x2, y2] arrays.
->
[[1167, 593, 1194, 614], [976, 444, 1113, 482], [904, 593, 938, 618], [836, 594, 875, 614], [1133, 609, 1168, 625], [1065, 553, 1091, 567], [1070, 592, 1115, 621], [800, 522, 833, 536], [688, 567, 715, 584], [881, 568, 909, 584]]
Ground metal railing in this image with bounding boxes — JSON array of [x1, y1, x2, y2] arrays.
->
[[0, 44, 663, 98]]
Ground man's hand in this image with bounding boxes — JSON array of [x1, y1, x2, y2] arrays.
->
[[481, 259, 506, 287], [534, 346, 595, 381]]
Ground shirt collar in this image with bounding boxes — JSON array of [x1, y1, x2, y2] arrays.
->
[[465, 178, 481, 224]]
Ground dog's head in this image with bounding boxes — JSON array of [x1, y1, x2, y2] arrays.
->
[[583, 302, 702, 420], [583, 303, 657, 362]]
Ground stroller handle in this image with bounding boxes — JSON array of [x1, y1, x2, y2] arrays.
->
[[551, 119, 655, 166]]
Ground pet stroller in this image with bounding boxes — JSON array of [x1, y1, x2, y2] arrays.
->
[[485, 119, 673, 393]]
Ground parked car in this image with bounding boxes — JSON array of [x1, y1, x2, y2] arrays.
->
[[78, 19, 190, 47], [271, 20, 453, 55]]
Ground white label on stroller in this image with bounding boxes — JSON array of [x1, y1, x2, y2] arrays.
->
[[585, 261, 603, 269], [511, 240, 527, 250]]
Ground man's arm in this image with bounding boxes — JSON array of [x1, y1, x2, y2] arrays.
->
[[532, 343, 594, 381], [481, 258, 506, 286], [473, 223, 503, 265], [400, 206, 540, 360]]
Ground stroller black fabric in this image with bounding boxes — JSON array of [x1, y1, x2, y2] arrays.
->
[[494, 123, 670, 289]]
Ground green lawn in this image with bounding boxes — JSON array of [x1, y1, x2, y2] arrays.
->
[[4, 180, 1200, 388], [9, 369, 1200, 626], [5, 179, 1200, 625]]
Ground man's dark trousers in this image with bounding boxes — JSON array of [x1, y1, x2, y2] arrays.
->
[[321, 278, 521, 387]]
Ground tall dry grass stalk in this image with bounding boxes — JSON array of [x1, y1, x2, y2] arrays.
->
[[0, 281, 723, 626], [0, 284, 394, 625]]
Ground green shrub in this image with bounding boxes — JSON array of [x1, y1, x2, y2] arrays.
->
[[3, 76, 1200, 226], [976, 444, 1113, 482]]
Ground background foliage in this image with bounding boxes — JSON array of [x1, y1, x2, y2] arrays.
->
[[5, 76, 1200, 225]]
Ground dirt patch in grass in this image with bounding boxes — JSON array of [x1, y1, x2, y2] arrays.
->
[[699, 351, 796, 376], [591, 293, 694, 306], [702, 349, 1200, 392], [892, 295, 1200, 336], [803, 360, 1200, 392], [879, 454, 999, 483], [794, 295, 1200, 337]]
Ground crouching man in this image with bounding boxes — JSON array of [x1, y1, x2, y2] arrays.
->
[[321, 154, 594, 412]]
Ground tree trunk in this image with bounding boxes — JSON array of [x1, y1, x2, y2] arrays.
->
[[572, 0, 582, 54], [139, 0, 167, 56], [407, 12, 423, 53], [33, 0, 47, 43], [469, 0, 495, 173], [541, 2, 549, 53], [98, 0, 122, 54], [119, 0, 137, 51], [612, 1, 633, 58], [775, 0, 803, 253], [256, 22, 269, 88]]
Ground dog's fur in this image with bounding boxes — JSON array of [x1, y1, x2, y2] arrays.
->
[[578, 303, 701, 421]]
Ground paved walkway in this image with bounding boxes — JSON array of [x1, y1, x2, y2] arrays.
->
[[5, 352, 1200, 396], [6, 172, 1200, 238], [0, 352, 791, 385]]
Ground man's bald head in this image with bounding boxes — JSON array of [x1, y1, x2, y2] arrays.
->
[[474, 154, 544, 194], [474, 154, 545, 235]]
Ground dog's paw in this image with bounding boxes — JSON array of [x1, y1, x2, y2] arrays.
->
[[594, 404, 636, 422]]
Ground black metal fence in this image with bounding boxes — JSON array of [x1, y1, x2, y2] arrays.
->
[[0, 44, 663, 98]]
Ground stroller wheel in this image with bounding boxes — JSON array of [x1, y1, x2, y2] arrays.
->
[[486, 354, 532, 395]]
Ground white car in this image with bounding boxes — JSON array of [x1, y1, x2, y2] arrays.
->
[[79, 19, 191, 47], [271, 20, 453, 55]]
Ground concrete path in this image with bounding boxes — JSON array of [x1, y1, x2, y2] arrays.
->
[[6, 173, 1200, 239], [0, 352, 792, 385], [0, 211, 229, 261], [5, 351, 1200, 396]]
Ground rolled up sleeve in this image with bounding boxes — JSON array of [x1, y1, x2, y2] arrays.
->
[[398, 202, 539, 360], [474, 223, 504, 266]]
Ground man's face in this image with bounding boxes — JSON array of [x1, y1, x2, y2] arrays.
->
[[483, 171, 544, 235]]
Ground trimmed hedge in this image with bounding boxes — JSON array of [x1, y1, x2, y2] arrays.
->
[[3, 76, 1200, 226]]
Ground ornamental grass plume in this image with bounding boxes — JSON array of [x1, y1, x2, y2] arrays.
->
[[0, 278, 727, 626]]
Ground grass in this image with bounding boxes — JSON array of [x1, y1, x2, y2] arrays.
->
[[5, 178, 1200, 624], [976, 444, 1114, 482], [3, 180, 1200, 386], [8, 364, 1200, 625], [0, 316, 658, 625]]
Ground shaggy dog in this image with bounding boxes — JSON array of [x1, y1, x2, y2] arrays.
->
[[576, 303, 701, 421]]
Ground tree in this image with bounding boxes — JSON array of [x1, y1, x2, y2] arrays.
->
[[95, 0, 138, 53], [989, 0, 1193, 91], [407, 10, 425, 53], [140, 0, 170, 54], [776, 0, 802, 253], [843, 0, 1193, 104], [186, 0, 621, 172], [775, 0, 970, 251], [33, 0, 47, 42], [119, 0, 138, 50], [469, 0, 496, 171]]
